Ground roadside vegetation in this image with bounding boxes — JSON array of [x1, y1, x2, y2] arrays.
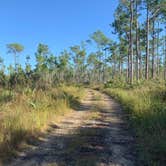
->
[[103, 81, 166, 165], [0, 86, 84, 162]]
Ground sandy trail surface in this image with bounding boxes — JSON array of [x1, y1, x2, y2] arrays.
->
[[8, 89, 136, 166]]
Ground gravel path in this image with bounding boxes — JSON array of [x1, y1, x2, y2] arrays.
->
[[8, 89, 136, 166]]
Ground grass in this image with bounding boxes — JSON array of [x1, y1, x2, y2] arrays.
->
[[103, 81, 166, 166], [89, 111, 101, 120], [0, 90, 14, 104], [0, 86, 84, 163], [93, 95, 102, 101]]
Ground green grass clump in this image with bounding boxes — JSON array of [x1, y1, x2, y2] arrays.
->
[[0, 86, 83, 162], [0, 90, 14, 104], [103, 82, 166, 166]]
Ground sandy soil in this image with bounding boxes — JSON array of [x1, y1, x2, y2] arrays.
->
[[8, 89, 136, 166]]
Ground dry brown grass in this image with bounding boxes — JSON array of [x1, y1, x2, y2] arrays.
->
[[0, 86, 84, 162]]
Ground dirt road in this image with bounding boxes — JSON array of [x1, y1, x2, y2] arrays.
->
[[9, 89, 136, 166]]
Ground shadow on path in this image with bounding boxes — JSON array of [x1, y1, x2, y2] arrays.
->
[[8, 90, 137, 166]]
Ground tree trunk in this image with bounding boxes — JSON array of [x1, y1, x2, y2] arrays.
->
[[157, 21, 160, 77], [145, 5, 149, 80], [164, 42, 166, 80], [164, 25, 166, 80], [119, 59, 122, 77], [136, 0, 141, 81], [127, 48, 130, 82], [152, 20, 156, 79], [129, 0, 134, 84]]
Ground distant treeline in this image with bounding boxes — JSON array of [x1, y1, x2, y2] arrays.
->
[[0, 0, 166, 89]]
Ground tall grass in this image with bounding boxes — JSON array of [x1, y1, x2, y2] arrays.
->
[[0, 86, 84, 162], [104, 82, 166, 166]]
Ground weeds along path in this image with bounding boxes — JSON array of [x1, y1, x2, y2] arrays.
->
[[9, 89, 136, 166]]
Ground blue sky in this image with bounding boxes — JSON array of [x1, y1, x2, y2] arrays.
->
[[0, 0, 118, 68]]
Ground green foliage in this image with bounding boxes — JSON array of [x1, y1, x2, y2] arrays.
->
[[91, 30, 110, 47], [35, 43, 49, 73], [0, 90, 14, 104], [7, 43, 24, 54], [104, 78, 128, 88], [0, 71, 6, 87]]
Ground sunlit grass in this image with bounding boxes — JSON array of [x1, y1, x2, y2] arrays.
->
[[89, 111, 101, 120], [93, 94, 102, 101], [103, 82, 166, 165], [0, 86, 84, 162]]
